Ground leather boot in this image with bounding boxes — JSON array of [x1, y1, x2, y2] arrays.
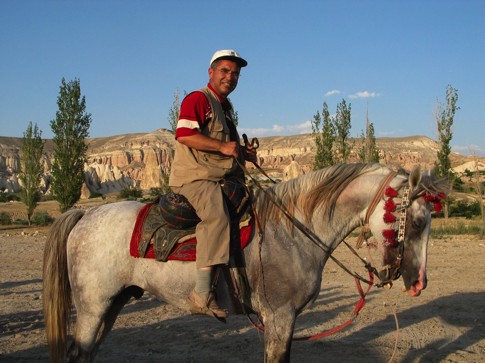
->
[[187, 290, 227, 322]]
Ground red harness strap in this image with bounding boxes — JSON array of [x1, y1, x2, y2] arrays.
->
[[247, 272, 374, 340]]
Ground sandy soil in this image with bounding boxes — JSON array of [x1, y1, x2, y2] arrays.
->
[[0, 223, 484, 362]]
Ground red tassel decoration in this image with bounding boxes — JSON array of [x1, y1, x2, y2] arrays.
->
[[383, 212, 396, 223], [382, 229, 395, 240], [385, 187, 398, 198], [423, 192, 446, 213], [384, 198, 397, 212], [434, 202, 443, 213]]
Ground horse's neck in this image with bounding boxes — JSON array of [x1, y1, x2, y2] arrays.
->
[[310, 190, 371, 249]]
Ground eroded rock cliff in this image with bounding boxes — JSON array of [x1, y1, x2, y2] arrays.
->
[[0, 129, 482, 198]]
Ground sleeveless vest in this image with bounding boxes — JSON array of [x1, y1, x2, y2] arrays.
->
[[169, 87, 242, 187]]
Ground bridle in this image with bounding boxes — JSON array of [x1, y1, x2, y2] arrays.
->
[[356, 170, 444, 287], [344, 170, 413, 288], [240, 159, 406, 287], [238, 162, 442, 341]]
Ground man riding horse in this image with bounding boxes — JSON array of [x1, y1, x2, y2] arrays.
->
[[168, 49, 257, 320]]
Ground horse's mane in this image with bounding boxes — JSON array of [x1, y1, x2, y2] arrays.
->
[[254, 163, 386, 228], [253, 163, 449, 230]]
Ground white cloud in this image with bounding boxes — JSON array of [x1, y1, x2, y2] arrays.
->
[[240, 121, 312, 137], [324, 89, 341, 97], [348, 91, 381, 99]]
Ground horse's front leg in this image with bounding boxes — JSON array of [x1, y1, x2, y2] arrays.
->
[[262, 306, 296, 363]]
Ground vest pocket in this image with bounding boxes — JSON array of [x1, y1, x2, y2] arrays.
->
[[200, 152, 234, 170]]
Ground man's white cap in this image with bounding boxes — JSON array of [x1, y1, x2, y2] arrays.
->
[[210, 50, 248, 67]]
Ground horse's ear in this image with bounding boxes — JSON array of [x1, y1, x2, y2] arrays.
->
[[409, 165, 422, 190]]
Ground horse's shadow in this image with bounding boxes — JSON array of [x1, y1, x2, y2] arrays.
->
[[97, 290, 485, 362], [0, 279, 43, 292], [294, 290, 484, 362], [3, 289, 483, 362]]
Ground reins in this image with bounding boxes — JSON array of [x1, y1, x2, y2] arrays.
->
[[236, 158, 408, 343], [238, 158, 381, 287]]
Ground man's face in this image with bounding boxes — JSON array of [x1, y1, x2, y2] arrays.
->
[[208, 59, 241, 98]]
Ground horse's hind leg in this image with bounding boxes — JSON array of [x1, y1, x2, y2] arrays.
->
[[67, 286, 144, 362], [66, 309, 104, 363], [93, 286, 144, 353]]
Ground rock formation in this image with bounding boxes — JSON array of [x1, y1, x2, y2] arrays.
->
[[1, 130, 483, 198]]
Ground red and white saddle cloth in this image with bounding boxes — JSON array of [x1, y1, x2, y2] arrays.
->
[[129, 202, 253, 262]]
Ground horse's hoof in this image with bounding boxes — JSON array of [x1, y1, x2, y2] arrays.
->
[[187, 290, 227, 322]]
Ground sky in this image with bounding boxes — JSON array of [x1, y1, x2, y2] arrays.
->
[[1, 0, 484, 156]]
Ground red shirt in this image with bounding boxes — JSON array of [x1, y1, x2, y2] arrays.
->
[[175, 84, 233, 139]]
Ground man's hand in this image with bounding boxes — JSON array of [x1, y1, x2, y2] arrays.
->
[[242, 145, 258, 163], [178, 134, 238, 158], [220, 141, 239, 158], [241, 134, 259, 163]]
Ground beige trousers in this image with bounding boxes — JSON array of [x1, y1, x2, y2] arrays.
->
[[172, 180, 230, 269]]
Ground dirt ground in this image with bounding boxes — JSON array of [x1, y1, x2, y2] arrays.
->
[[0, 212, 484, 362]]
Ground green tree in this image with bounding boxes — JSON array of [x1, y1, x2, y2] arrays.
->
[[312, 102, 335, 170], [231, 109, 239, 127], [50, 78, 92, 212], [19, 122, 45, 225], [167, 89, 181, 132], [471, 156, 485, 223], [334, 99, 352, 163], [434, 84, 459, 219], [358, 109, 379, 163]]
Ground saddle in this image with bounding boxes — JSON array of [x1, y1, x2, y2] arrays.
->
[[129, 178, 254, 314], [131, 178, 252, 262]]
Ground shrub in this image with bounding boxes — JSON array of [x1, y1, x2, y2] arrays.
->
[[148, 187, 163, 197], [14, 219, 29, 226], [0, 212, 12, 225], [40, 194, 56, 202], [118, 187, 143, 200], [0, 192, 21, 203], [31, 211, 55, 226], [89, 191, 104, 199], [449, 200, 481, 219], [431, 220, 485, 238]]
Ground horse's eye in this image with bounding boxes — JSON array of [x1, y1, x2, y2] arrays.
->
[[412, 218, 425, 230]]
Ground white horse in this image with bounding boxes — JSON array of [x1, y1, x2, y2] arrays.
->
[[43, 163, 447, 362]]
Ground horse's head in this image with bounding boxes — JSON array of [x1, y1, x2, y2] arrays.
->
[[367, 166, 447, 297]]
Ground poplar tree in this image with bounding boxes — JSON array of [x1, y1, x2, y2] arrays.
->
[[19, 122, 45, 225], [358, 109, 380, 163], [334, 99, 352, 163], [434, 84, 459, 219], [312, 102, 335, 170], [50, 78, 92, 212], [167, 89, 181, 132], [231, 109, 239, 127]]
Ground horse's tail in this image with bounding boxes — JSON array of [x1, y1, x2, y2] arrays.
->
[[43, 208, 85, 363]]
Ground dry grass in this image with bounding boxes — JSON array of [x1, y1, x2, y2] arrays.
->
[[0, 194, 119, 230]]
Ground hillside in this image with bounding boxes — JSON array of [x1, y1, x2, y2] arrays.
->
[[1, 129, 484, 197]]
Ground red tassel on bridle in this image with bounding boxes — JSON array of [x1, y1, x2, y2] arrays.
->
[[383, 212, 396, 223], [423, 192, 446, 213], [381, 186, 400, 246], [382, 229, 397, 246], [385, 186, 398, 198], [384, 198, 397, 212]]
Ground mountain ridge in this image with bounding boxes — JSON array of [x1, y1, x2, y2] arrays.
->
[[1, 129, 483, 197]]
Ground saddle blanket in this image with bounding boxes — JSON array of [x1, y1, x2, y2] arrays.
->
[[130, 203, 253, 261]]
